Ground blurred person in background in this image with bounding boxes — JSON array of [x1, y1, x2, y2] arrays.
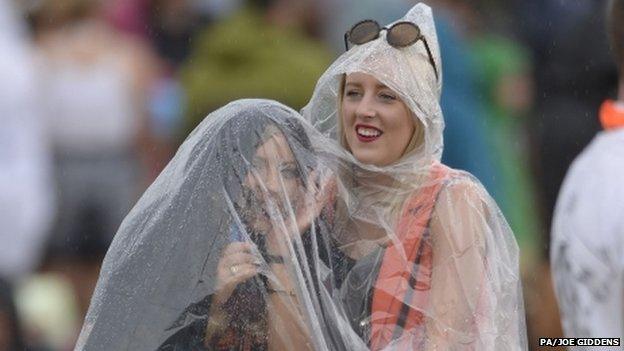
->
[[550, 0, 624, 343], [0, 0, 54, 283], [511, 0, 617, 258], [429, 0, 503, 213], [0, 0, 54, 349], [180, 0, 332, 134], [103, 0, 235, 69], [472, 25, 542, 270], [454, 1, 542, 269], [101, 0, 151, 39], [0, 279, 26, 351], [464, 4, 547, 346], [28, 0, 161, 329], [144, 0, 206, 175], [105, 0, 194, 178], [508, 1, 618, 344], [146, 0, 210, 69]]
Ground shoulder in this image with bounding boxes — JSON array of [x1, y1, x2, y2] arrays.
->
[[555, 131, 624, 219], [436, 167, 490, 208], [429, 169, 499, 254], [565, 131, 624, 184], [408, 164, 493, 221], [552, 131, 624, 245]]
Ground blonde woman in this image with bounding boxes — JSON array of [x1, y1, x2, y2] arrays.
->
[[303, 3, 527, 350]]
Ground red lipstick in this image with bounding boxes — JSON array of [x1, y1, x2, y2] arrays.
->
[[355, 124, 383, 143]]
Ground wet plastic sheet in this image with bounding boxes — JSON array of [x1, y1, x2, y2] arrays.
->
[[77, 3, 526, 350]]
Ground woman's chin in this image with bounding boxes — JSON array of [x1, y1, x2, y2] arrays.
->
[[352, 151, 386, 167]]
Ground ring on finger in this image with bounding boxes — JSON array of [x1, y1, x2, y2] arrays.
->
[[229, 265, 239, 276]]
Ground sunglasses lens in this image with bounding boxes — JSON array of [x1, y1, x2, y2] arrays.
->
[[349, 20, 381, 45], [387, 22, 420, 47]]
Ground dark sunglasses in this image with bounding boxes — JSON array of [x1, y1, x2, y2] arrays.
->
[[344, 19, 439, 81]]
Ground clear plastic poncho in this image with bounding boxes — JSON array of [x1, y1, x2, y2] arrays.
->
[[77, 99, 364, 350], [300, 3, 527, 350], [77, 4, 527, 351]]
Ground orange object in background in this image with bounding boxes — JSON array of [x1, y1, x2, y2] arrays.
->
[[599, 99, 624, 130]]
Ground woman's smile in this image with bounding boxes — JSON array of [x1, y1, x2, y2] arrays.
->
[[355, 123, 383, 142]]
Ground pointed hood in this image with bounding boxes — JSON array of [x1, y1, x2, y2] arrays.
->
[[302, 3, 444, 170]]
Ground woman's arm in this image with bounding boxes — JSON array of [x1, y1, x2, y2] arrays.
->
[[424, 178, 525, 350]]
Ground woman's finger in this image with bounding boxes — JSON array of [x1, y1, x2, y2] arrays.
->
[[296, 173, 336, 230], [222, 252, 261, 267], [306, 170, 319, 193], [317, 173, 336, 199], [214, 263, 259, 306], [222, 263, 259, 286], [222, 241, 254, 255]]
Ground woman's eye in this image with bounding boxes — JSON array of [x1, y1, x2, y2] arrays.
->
[[252, 163, 266, 174], [345, 90, 361, 98], [249, 164, 270, 182], [280, 167, 300, 179], [379, 92, 397, 101]]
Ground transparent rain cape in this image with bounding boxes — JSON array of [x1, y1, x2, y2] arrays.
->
[[77, 4, 527, 351], [300, 3, 527, 350], [76, 99, 365, 350]]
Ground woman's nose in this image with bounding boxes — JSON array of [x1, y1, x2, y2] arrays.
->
[[264, 168, 282, 194], [248, 167, 279, 194], [355, 95, 376, 119]]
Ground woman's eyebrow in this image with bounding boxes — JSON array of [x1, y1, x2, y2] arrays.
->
[[252, 156, 295, 166], [345, 81, 390, 90], [344, 82, 361, 88]]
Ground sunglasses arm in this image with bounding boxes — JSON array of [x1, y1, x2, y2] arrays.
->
[[421, 37, 439, 81]]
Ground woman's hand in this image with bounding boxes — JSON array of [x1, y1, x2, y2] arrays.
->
[[298, 170, 336, 232], [204, 242, 261, 345], [266, 171, 336, 254], [212, 242, 260, 307]]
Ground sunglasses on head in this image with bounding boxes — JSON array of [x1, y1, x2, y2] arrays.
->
[[344, 19, 439, 81]]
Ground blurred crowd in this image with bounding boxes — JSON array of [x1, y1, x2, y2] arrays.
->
[[0, 0, 616, 350]]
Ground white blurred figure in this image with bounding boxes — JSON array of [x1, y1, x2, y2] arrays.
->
[[0, 1, 54, 349], [550, 0, 624, 346], [30, 0, 160, 322], [0, 0, 54, 282]]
